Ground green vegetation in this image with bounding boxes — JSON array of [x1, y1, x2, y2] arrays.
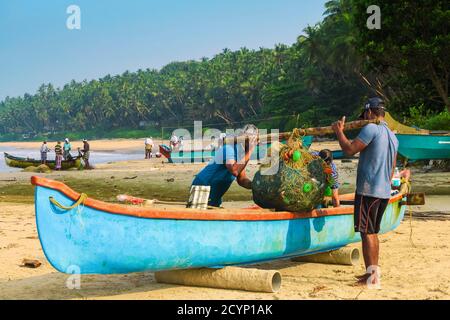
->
[[0, 0, 448, 141], [351, 0, 449, 116], [406, 106, 450, 130]]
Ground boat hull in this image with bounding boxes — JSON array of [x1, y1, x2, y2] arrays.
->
[[330, 150, 357, 160], [32, 176, 405, 274], [396, 134, 450, 160], [4, 153, 81, 170]]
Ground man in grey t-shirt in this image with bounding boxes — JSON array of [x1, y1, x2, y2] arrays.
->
[[332, 97, 399, 286]]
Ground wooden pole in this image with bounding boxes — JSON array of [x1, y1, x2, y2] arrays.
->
[[224, 119, 379, 144]]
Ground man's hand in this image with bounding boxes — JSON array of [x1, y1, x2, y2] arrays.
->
[[332, 116, 346, 134], [245, 135, 258, 153], [237, 171, 252, 189], [249, 135, 258, 149], [333, 115, 367, 156]]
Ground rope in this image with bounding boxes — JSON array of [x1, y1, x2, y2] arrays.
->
[[401, 177, 416, 248], [50, 193, 88, 211], [291, 127, 306, 138], [291, 128, 300, 139], [408, 205, 415, 247]]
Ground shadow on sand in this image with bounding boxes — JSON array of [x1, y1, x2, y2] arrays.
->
[[0, 271, 177, 299], [0, 258, 310, 299]]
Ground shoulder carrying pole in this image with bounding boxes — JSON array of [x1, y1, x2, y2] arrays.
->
[[224, 119, 379, 144]]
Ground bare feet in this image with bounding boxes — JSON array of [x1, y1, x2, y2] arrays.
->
[[352, 273, 381, 288], [355, 273, 369, 280], [352, 274, 371, 287]]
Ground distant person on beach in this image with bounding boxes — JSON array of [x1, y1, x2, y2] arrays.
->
[[169, 134, 179, 150], [145, 137, 154, 159], [311, 149, 340, 207], [63, 138, 72, 160], [208, 136, 217, 151], [208, 133, 227, 151], [79, 139, 91, 169], [54, 141, 63, 170], [218, 132, 227, 148], [332, 97, 398, 287], [179, 136, 184, 150], [191, 125, 258, 207], [40, 141, 50, 165]]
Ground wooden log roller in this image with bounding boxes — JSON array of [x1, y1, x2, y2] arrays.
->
[[155, 266, 282, 293], [291, 247, 360, 266]]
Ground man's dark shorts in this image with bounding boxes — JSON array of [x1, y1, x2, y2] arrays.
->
[[354, 194, 389, 234]]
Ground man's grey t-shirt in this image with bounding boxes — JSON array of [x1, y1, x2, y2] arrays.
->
[[355, 121, 399, 199]]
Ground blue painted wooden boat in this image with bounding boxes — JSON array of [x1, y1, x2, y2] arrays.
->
[[159, 136, 314, 164], [396, 134, 450, 160], [330, 150, 358, 160], [32, 176, 406, 274], [383, 112, 450, 160]]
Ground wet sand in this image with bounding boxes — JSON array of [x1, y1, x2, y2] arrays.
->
[[0, 139, 449, 299]]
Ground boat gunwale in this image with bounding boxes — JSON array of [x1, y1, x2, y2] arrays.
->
[[395, 133, 450, 137], [31, 176, 403, 221]]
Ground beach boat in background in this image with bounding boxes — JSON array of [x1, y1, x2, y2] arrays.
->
[[330, 150, 345, 160], [159, 144, 214, 163], [158, 136, 314, 164], [384, 112, 450, 161], [32, 176, 406, 274], [329, 150, 358, 160], [4, 152, 82, 170], [395, 134, 450, 160]]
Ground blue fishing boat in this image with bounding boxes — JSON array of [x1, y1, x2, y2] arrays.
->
[[396, 134, 450, 160], [159, 136, 314, 164], [330, 150, 356, 160], [32, 176, 406, 274], [383, 112, 450, 160]]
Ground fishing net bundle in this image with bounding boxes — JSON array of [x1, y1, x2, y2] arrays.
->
[[252, 129, 335, 212]]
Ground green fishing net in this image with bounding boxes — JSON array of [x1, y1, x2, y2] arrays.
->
[[252, 129, 331, 212]]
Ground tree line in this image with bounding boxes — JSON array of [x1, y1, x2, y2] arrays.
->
[[0, 0, 448, 140]]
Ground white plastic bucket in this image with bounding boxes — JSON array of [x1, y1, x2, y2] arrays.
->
[[187, 185, 210, 209]]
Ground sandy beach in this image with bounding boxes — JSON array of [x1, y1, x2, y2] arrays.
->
[[1, 139, 449, 300], [0, 139, 160, 154]]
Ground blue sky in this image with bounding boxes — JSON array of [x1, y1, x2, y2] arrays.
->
[[0, 0, 327, 101]]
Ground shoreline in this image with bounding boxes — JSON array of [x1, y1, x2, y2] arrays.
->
[[0, 138, 343, 153]]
